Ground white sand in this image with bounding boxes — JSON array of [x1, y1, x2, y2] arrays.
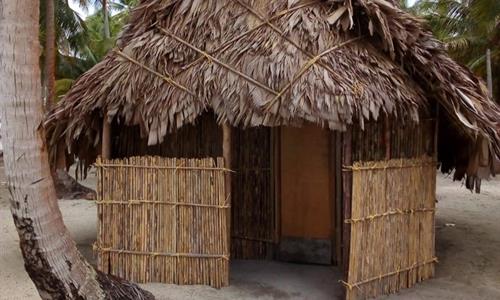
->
[[0, 173, 499, 300]]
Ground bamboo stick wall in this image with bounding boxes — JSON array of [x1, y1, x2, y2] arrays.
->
[[95, 156, 230, 288], [343, 157, 437, 300], [111, 113, 276, 260], [352, 119, 435, 162], [113, 113, 222, 159], [231, 127, 276, 259]]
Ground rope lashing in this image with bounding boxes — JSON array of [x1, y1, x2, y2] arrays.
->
[[339, 257, 438, 290], [263, 36, 364, 112], [156, 26, 280, 97], [344, 208, 436, 223], [114, 49, 196, 97], [93, 243, 230, 261], [95, 199, 230, 209], [95, 162, 235, 173]]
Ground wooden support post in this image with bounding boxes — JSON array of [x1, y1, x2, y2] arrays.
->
[[384, 116, 391, 160], [271, 127, 281, 246], [102, 116, 112, 159], [222, 123, 232, 195], [434, 105, 439, 161], [222, 123, 232, 257], [342, 128, 353, 295], [333, 131, 343, 266]]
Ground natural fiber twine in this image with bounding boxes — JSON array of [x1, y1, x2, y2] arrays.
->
[[157, 26, 279, 96], [96, 199, 230, 209], [93, 243, 230, 261], [340, 258, 438, 291], [96, 156, 230, 288], [346, 156, 437, 299], [344, 208, 435, 224], [343, 158, 438, 172], [46, 0, 500, 181], [157, 21, 363, 113], [95, 162, 235, 173], [114, 49, 196, 97]]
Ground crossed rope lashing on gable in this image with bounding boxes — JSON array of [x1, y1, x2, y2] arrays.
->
[[113, 0, 363, 114]]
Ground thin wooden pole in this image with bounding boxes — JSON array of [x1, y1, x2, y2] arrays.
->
[[334, 131, 343, 266], [222, 123, 232, 264], [329, 131, 336, 265], [272, 127, 282, 248], [342, 127, 353, 299], [434, 105, 439, 161], [384, 116, 391, 160], [222, 123, 232, 195], [102, 117, 112, 159], [486, 49, 493, 98]]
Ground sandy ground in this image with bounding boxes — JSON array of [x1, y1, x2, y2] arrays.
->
[[0, 168, 499, 299]]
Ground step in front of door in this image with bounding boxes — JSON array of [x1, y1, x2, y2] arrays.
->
[[278, 237, 332, 265]]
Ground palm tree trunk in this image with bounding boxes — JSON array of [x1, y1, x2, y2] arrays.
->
[[0, 1, 153, 299], [44, 0, 56, 111], [103, 0, 111, 39], [486, 48, 493, 98]]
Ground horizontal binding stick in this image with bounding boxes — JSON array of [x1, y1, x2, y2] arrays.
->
[[344, 208, 436, 223], [94, 162, 235, 173], [231, 235, 275, 244], [340, 257, 438, 291], [95, 200, 230, 209], [94, 244, 229, 260], [343, 162, 437, 171], [96, 156, 230, 287]]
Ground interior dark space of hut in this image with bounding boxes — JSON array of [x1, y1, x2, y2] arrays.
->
[[106, 110, 437, 270]]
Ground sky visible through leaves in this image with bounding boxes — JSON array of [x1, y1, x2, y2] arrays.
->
[[69, 0, 419, 18], [69, 0, 95, 18]]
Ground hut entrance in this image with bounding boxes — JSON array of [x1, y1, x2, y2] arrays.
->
[[101, 115, 345, 289], [278, 124, 335, 265], [230, 123, 338, 266]]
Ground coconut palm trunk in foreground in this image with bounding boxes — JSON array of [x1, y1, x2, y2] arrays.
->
[[43, 0, 56, 111], [0, 1, 153, 299]]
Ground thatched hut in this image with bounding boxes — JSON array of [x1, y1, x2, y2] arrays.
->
[[46, 0, 500, 299]]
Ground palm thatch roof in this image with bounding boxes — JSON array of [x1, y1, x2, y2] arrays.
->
[[46, 0, 500, 180]]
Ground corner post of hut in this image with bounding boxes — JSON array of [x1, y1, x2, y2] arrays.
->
[[102, 114, 112, 160], [222, 122, 232, 254]]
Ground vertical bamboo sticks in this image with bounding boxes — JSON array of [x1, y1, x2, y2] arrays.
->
[[95, 156, 230, 288], [230, 127, 275, 259], [344, 157, 437, 300]]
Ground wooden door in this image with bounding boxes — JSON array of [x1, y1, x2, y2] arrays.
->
[[279, 124, 333, 265]]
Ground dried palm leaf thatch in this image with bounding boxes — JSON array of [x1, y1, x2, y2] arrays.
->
[[325, 0, 500, 184], [45, 0, 500, 174]]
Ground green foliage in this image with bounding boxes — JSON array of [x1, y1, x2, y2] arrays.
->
[[55, 79, 75, 102], [40, 0, 88, 55], [40, 0, 138, 98], [82, 4, 135, 63], [412, 0, 499, 98]]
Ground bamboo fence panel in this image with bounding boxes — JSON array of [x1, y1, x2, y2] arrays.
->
[[95, 156, 230, 288], [343, 157, 437, 300]]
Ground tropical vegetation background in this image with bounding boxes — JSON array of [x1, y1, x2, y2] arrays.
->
[[40, 0, 499, 110], [40, 0, 138, 108]]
